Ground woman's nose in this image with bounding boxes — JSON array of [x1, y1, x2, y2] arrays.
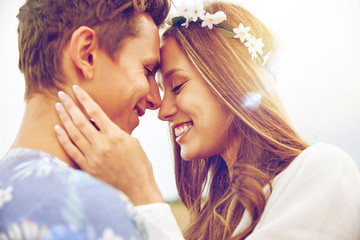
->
[[158, 94, 176, 121]]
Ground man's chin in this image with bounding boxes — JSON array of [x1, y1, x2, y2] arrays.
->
[[117, 123, 136, 135]]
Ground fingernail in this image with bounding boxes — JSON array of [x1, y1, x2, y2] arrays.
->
[[72, 85, 81, 96], [54, 125, 62, 136], [55, 102, 64, 112], [58, 91, 67, 101]]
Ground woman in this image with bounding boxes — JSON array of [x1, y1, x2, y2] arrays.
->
[[54, 1, 360, 239]]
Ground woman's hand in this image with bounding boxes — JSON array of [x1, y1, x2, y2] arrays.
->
[[54, 85, 163, 205]]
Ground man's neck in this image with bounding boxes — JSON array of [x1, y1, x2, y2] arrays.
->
[[11, 93, 79, 169]]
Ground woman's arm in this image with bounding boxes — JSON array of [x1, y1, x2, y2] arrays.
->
[[54, 85, 163, 205]]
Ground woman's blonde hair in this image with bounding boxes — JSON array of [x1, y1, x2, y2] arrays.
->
[[162, 1, 308, 239]]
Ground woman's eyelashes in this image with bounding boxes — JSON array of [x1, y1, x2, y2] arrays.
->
[[171, 82, 186, 94]]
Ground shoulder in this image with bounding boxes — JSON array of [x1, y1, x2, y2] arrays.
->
[[271, 143, 360, 205], [297, 142, 355, 167], [249, 143, 360, 239], [0, 148, 116, 197], [0, 149, 145, 240], [274, 143, 360, 188]]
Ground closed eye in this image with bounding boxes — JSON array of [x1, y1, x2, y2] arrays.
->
[[145, 67, 153, 77], [171, 82, 185, 94]]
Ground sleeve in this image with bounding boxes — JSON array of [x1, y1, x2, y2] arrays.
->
[[134, 203, 185, 240], [245, 143, 360, 240]]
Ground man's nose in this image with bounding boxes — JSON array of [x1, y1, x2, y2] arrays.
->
[[146, 78, 161, 110]]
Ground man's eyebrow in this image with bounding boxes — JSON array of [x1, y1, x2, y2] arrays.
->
[[144, 56, 160, 73]]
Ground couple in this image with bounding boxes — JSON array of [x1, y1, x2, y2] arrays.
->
[[1, 0, 360, 239]]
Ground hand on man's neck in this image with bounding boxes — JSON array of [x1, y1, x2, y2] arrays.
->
[[11, 92, 80, 169]]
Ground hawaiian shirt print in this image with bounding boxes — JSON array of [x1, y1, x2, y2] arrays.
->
[[0, 148, 147, 240]]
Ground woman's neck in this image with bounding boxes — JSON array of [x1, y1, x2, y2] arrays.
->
[[221, 144, 238, 179]]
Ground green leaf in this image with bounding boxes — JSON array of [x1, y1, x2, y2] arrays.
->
[[172, 16, 187, 26], [217, 22, 235, 31], [216, 22, 236, 38]]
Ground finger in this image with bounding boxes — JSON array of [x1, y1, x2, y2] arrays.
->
[[54, 124, 88, 169], [55, 102, 92, 152], [72, 85, 119, 134], [58, 90, 99, 140]]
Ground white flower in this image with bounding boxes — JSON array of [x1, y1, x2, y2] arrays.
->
[[172, 2, 207, 28], [200, 12, 216, 29], [181, 20, 190, 28], [262, 51, 272, 66], [99, 228, 123, 240], [0, 186, 13, 208], [212, 11, 227, 25], [190, 2, 205, 22], [233, 23, 251, 43], [177, 3, 191, 28], [245, 36, 264, 59], [177, 2, 193, 19], [5, 220, 50, 240], [254, 38, 264, 55]]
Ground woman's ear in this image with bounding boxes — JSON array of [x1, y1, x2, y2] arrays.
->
[[70, 26, 98, 80]]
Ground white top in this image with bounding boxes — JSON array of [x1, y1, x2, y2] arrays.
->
[[134, 143, 360, 239]]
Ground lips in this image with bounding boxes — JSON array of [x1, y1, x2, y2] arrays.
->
[[134, 105, 145, 117]]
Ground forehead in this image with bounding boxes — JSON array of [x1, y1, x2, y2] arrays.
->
[[136, 13, 158, 35], [160, 37, 181, 65], [159, 37, 189, 85], [119, 13, 160, 61]]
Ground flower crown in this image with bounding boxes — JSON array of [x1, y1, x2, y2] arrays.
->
[[167, 3, 271, 66]]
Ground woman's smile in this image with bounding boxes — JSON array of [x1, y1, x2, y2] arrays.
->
[[159, 37, 231, 161], [173, 121, 194, 143]]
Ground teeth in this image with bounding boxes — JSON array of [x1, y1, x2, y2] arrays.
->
[[134, 108, 138, 114], [174, 124, 193, 137]]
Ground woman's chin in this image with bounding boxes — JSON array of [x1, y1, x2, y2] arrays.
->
[[180, 152, 192, 161], [180, 149, 194, 161], [180, 149, 205, 161]]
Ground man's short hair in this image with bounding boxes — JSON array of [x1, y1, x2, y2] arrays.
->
[[17, 0, 170, 99]]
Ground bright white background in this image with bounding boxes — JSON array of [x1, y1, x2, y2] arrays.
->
[[1, 0, 359, 201]]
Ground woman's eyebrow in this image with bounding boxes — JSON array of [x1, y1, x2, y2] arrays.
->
[[163, 68, 183, 79]]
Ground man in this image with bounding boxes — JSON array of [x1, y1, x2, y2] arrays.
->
[[0, 0, 180, 239]]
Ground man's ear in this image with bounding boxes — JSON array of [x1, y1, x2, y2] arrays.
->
[[70, 26, 98, 80]]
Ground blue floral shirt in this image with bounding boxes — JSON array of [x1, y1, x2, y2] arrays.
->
[[0, 148, 147, 240]]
